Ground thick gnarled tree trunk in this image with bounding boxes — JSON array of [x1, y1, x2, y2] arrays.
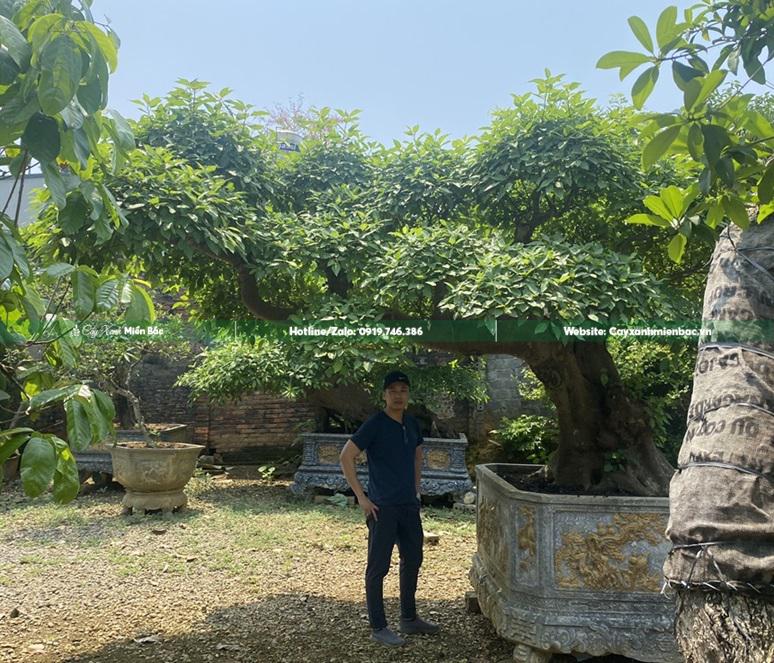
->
[[663, 218, 774, 661], [675, 591, 774, 663], [423, 339, 674, 496], [526, 341, 674, 496]]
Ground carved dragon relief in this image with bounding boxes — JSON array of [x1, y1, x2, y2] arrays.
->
[[554, 512, 666, 591]]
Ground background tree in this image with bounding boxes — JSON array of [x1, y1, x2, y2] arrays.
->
[[0, 0, 154, 504], [599, 1, 774, 659]]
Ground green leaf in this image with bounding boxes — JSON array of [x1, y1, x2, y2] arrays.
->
[[687, 123, 703, 160], [71, 268, 97, 318], [660, 185, 684, 218], [631, 66, 659, 109], [22, 113, 60, 162], [20, 436, 56, 497], [37, 35, 83, 115], [0, 233, 13, 280], [27, 385, 79, 411], [40, 161, 67, 209], [643, 194, 673, 220], [95, 278, 120, 311], [0, 428, 33, 465], [628, 16, 653, 52], [687, 70, 726, 111], [119, 280, 133, 305], [625, 213, 670, 228], [77, 68, 102, 114], [758, 162, 774, 204], [642, 125, 680, 169], [671, 61, 703, 91], [596, 50, 650, 71], [0, 49, 20, 84], [722, 196, 750, 230], [107, 110, 134, 150], [701, 124, 730, 168], [705, 204, 723, 229], [75, 392, 110, 443], [757, 203, 774, 223], [728, 48, 740, 74], [52, 442, 80, 503], [21, 284, 45, 330], [667, 233, 687, 263], [716, 157, 735, 188], [27, 14, 63, 55], [1, 229, 29, 277], [656, 6, 678, 50], [65, 397, 92, 451], [81, 23, 118, 72], [0, 15, 31, 68], [125, 283, 155, 323], [93, 389, 116, 423], [42, 262, 75, 281], [746, 111, 774, 140]]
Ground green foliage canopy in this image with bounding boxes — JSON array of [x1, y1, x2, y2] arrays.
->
[[599, 0, 774, 261]]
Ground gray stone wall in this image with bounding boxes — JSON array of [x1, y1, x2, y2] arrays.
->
[[468, 354, 526, 443]]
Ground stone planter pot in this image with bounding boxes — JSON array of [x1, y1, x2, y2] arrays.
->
[[3, 454, 19, 482], [74, 424, 191, 481], [289, 432, 472, 499], [110, 442, 203, 514], [470, 463, 680, 663]]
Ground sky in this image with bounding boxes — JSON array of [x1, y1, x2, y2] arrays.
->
[[97, 0, 701, 144]]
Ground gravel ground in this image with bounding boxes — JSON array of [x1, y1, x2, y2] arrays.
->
[[0, 471, 520, 663], [0, 471, 641, 663]]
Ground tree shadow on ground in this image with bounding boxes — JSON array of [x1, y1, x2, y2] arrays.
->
[[62, 593, 648, 663]]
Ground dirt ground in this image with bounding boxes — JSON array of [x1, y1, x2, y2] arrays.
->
[[0, 471, 639, 663]]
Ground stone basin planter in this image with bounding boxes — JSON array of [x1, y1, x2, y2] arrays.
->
[[74, 424, 191, 482], [110, 441, 203, 514], [470, 463, 680, 663], [289, 432, 472, 499], [3, 454, 19, 482]]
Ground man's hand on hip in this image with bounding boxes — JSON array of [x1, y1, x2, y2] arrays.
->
[[359, 496, 380, 521]]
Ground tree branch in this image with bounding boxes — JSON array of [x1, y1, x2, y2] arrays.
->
[[183, 238, 296, 320]]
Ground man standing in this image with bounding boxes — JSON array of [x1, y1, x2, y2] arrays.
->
[[339, 370, 440, 646]]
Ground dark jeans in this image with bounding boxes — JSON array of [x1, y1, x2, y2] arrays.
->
[[365, 502, 423, 630]]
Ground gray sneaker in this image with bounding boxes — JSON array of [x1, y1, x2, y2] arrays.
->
[[370, 627, 406, 646], [399, 615, 440, 635]]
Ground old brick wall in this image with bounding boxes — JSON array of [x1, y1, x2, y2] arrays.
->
[[125, 351, 531, 464], [192, 393, 321, 462], [130, 353, 322, 463], [128, 353, 198, 429]]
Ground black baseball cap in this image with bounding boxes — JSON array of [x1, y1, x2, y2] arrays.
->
[[383, 371, 410, 389]]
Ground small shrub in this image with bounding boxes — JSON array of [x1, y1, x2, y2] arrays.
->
[[489, 415, 559, 464], [257, 465, 276, 483]]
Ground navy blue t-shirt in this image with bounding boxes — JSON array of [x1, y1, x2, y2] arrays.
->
[[351, 410, 423, 506]]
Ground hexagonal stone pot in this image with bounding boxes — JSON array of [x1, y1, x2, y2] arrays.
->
[[469, 463, 681, 663], [110, 442, 203, 514]]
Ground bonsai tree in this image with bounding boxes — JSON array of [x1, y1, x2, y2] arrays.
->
[[600, 0, 774, 658], [30, 77, 711, 497], [0, 0, 154, 503], [61, 321, 194, 446]]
